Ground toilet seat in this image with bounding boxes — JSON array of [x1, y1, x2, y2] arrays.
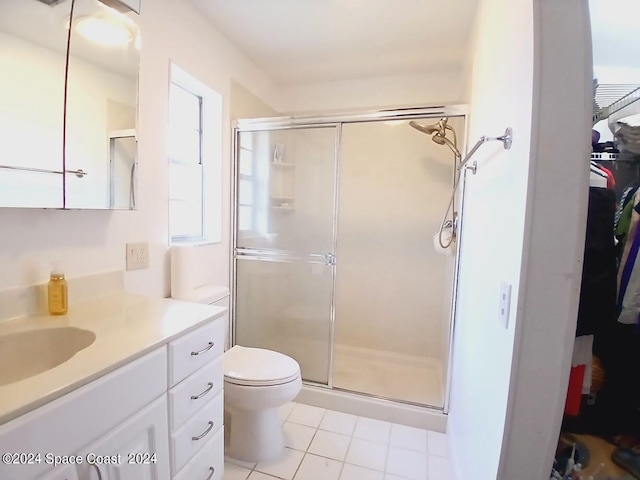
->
[[224, 345, 300, 387]]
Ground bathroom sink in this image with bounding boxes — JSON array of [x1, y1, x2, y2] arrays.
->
[[0, 327, 96, 386]]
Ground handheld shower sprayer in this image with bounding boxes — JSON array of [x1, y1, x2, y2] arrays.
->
[[409, 118, 461, 163], [409, 117, 513, 250], [409, 117, 462, 250]]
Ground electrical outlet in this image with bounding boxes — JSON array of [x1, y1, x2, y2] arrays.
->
[[499, 281, 512, 328], [126, 242, 148, 271]]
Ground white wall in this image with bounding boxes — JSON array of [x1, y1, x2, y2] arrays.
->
[[0, 0, 281, 296], [498, 1, 592, 478], [281, 71, 463, 113], [230, 79, 278, 120], [447, 1, 591, 479], [447, 0, 534, 476]]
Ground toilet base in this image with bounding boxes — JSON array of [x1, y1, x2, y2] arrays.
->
[[225, 405, 284, 462]]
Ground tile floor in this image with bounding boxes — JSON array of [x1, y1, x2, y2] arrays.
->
[[223, 402, 451, 480]]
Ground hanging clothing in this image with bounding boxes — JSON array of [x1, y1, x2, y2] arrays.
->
[[615, 185, 639, 231], [564, 335, 595, 416], [599, 165, 616, 189], [576, 187, 617, 336]]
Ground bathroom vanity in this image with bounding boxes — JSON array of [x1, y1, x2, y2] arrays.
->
[[0, 294, 226, 480]]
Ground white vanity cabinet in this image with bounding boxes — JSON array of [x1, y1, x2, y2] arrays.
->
[[37, 465, 79, 480], [0, 309, 227, 480], [167, 318, 225, 479], [75, 396, 170, 480], [0, 346, 168, 480]]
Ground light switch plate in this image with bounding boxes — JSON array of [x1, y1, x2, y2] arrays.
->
[[126, 242, 148, 271], [499, 281, 512, 328]]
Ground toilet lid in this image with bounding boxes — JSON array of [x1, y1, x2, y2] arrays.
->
[[224, 345, 300, 386]]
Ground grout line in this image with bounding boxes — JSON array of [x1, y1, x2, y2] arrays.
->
[[383, 420, 392, 476], [338, 422, 356, 480]]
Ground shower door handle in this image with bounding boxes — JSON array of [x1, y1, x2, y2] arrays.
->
[[324, 253, 336, 266]]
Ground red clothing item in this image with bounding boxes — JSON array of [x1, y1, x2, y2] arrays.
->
[[564, 365, 586, 416], [599, 165, 616, 189]]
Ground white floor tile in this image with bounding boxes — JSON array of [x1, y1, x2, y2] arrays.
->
[[345, 438, 388, 471], [287, 403, 326, 428], [319, 410, 358, 436], [353, 417, 391, 444], [283, 422, 317, 451], [427, 431, 449, 457], [248, 472, 281, 480], [386, 447, 427, 480], [308, 430, 351, 461], [294, 453, 342, 480], [255, 447, 305, 480], [226, 456, 257, 470], [224, 462, 252, 480], [428, 455, 451, 480], [279, 402, 297, 422], [390, 424, 428, 453], [384, 476, 409, 480], [340, 463, 384, 480]]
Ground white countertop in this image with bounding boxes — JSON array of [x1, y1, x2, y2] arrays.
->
[[0, 293, 226, 425]]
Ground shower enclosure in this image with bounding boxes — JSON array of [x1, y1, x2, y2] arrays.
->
[[232, 107, 467, 411]]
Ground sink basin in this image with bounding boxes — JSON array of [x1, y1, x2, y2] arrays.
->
[[0, 327, 96, 386]]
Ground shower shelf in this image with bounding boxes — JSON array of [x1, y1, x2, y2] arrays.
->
[[270, 161, 295, 167], [270, 206, 294, 211]]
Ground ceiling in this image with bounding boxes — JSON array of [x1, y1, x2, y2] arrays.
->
[[190, 0, 479, 86], [0, 0, 139, 79]]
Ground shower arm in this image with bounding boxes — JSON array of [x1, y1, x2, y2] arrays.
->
[[459, 127, 513, 174]]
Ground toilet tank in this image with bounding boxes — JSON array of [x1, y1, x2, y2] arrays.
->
[[171, 285, 230, 351]]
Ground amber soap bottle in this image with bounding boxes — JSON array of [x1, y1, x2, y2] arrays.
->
[[48, 272, 68, 315]]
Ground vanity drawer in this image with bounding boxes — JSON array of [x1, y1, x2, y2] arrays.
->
[[170, 391, 223, 475], [169, 317, 225, 386], [169, 356, 223, 431], [173, 427, 224, 480]]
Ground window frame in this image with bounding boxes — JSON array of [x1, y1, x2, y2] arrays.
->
[[168, 63, 223, 245]]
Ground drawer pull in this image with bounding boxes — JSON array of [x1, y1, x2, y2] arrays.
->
[[206, 466, 215, 479], [192, 420, 214, 441], [91, 463, 104, 480], [191, 382, 214, 400], [191, 341, 215, 356]]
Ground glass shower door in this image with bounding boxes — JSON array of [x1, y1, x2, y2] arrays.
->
[[234, 126, 337, 385]]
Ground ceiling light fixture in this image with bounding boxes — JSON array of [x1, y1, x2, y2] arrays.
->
[[74, 15, 132, 47]]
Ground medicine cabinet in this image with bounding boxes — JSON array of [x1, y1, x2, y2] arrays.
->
[[0, 0, 140, 209]]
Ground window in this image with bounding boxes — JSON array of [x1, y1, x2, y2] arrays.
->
[[168, 64, 222, 243]]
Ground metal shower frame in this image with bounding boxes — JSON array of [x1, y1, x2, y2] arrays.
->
[[230, 104, 471, 414]]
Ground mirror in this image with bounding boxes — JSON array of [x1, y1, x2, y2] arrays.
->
[[65, 0, 139, 209], [0, 0, 69, 208], [0, 0, 140, 210]]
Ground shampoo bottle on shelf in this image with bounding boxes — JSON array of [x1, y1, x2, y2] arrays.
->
[[48, 271, 68, 315]]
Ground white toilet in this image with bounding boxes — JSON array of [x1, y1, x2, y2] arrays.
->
[[224, 345, 302, 462]]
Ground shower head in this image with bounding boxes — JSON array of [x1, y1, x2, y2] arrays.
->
[[410, 117, 461, 159], [409, 118, 449, 136], [432, 135, 446, 146]]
